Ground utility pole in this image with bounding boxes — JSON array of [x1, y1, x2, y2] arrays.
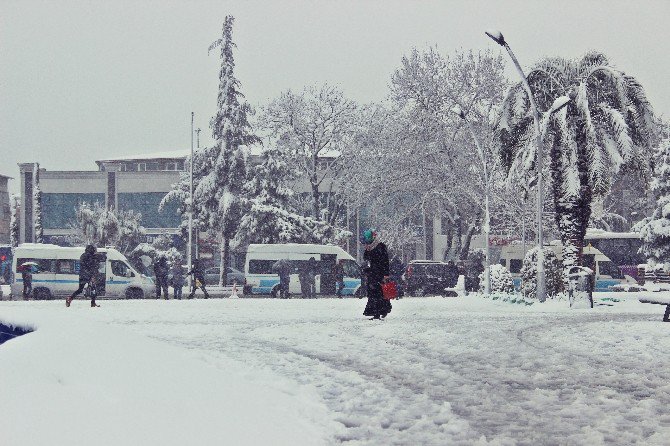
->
[[188, 112, 194, 290]]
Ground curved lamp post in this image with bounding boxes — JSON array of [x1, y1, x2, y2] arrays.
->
[[486, 30, 571, 302], [452, 105, 491, 295], [486, 29, 548, 301]]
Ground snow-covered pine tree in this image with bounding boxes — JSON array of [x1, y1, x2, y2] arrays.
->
[[235, 145, 303, 244], [33, 164, 43, 243], [640, 139, 670, 265], [9, 194, 20, 247], [202, 16, 260, 285], [520, 247, 564, 299]]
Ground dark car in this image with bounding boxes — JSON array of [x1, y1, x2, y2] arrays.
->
[[405, 260, 459, 297], [204, 266, 248, 291]]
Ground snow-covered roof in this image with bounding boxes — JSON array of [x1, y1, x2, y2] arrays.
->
[[585, 229, 641, 239], [96, 150, 190, 162]]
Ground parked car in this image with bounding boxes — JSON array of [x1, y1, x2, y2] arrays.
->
[[204, 266, 247, 289], [405, 260, 459, 297]]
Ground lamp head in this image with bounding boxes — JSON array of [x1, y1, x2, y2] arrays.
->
[[485, 30, 506, 46]]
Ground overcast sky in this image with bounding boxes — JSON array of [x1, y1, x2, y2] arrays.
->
[[1, 0, 669, 193]]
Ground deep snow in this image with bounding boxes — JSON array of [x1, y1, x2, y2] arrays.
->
[[1, 294, 670, 445]]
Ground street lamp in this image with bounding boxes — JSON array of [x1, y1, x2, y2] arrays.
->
[[452, 105, 491, 295], [486, 30, 572, 301], [486, 29, 548, 302], [187, 112, 194, 290]]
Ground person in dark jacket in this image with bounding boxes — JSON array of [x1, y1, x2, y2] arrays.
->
[[361, 229, 391, 320], [20, 263, 34, 299], [445, 260, 459, 289], [154, 255, 170, 299], [272, 258, 292, 299], [66, 244, 100, 307], [389, 255, 405, 299], [187, 259, 209, 298], [170, 260, 185, 300], [333, 259, 345, 298], [307, 257, 317, 298]]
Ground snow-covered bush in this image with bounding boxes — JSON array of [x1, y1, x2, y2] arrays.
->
[[479, 264, 515, 293], [520, 247, 564, 299]]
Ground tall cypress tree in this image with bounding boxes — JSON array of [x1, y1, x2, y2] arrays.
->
[[33, 163, 43, 243], [200, 16, 259, 285]]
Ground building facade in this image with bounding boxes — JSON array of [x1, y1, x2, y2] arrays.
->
[[0, 174, 11, 244]]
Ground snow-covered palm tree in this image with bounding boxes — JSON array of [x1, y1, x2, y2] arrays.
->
[[497, 51, 655, 269]]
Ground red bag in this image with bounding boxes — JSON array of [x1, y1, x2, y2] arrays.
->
[[381, 281, 398, 300]]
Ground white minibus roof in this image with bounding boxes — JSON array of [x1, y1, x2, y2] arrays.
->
[[247, 243, 354, 260]]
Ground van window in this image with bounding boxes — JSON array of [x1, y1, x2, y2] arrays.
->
[[111, 260, 133, 277], [249, 260, 276, 274], [56, 259, 76, 274], [16, 258, 54, 273], [343, 260, 360, 277]]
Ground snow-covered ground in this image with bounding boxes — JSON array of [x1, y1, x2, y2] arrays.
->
[[2, 293, 670, 445]]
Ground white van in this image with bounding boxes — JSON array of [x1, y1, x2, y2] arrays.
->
[[245, 243, 363, 297], [11, 243, 154, 300]]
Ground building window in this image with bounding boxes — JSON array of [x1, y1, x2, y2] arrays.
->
[[147, 162, 159, 171], [177, 160, 185, 170], [165, 162, 177, 171], [138, 163, 147, 171], [119, 164, 127, 172]]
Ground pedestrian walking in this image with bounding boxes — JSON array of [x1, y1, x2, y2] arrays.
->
[[389, 255, 405, 298], [20, 263, 35, 299], [272, 258, 292, 299], [307, 257, 317, 298], [361, 229, 391, 320], [153, 255, 170, 299], [333, 259, 345, 298], [187, 259, 209, 298], [66, 244, 101, 307], [445, 260, 459, 289], [170, 260, 185, 300]]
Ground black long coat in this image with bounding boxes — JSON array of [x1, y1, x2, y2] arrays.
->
[[79, 251, 99, 281], [363, 242, 391, 317]]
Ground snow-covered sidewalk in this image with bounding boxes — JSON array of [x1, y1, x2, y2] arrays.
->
[[2, 294, 670, 445]]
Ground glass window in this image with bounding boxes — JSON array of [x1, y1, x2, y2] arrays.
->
[[56, 259, 76, 274], [111, 260, 133, 277], [42, 193, 106, 229], [138, 163, 147, 171], [16, 258, 54, 273], [147, 162, 159, 171], [249, 260, 275, 274], [343, 260, 361, 277]]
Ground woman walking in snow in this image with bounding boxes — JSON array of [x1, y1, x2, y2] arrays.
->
[[361, 229, 391, 320]]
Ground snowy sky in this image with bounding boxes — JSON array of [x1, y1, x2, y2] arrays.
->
[[1, 0, 669, 192]]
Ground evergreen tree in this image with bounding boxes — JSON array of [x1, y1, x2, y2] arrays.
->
[[235, 145, 302, 244], [640, 139, 670, 265], [201, 16, 260, 285], [33, 164, 43, 243], [520, 247, 564, 299], [9, 195, 20, 248]]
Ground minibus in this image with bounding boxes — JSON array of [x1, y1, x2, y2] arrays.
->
[[11, 243, 154, 299], [245, 243, 363, 297]]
